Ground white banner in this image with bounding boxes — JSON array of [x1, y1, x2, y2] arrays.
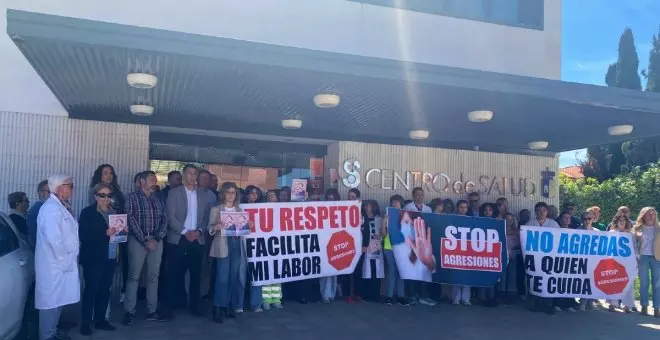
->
[[241, 201, 362, 286], [520, 226, 637, 299]]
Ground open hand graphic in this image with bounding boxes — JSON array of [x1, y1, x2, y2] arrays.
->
[[405, 217, 435, 271]]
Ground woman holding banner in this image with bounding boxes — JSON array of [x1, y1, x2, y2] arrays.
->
[[319, 189, 341, 303], [209, 182, 245, 323], [243, 186, 265, 312], [261, 190, 284, 310], [633, 207, 660, 317], [360, 200, 384, 301], [528, 202, 560, 314], [607, 212, 636, 313], [451, 200, 471, 306]]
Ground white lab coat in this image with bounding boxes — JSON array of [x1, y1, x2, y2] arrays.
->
[[35, 194, 81, 310]]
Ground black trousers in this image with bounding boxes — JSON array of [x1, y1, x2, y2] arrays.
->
[[120, 242, 128, 292], [81, 260, 116, 325], [167, 236, 203, 310]]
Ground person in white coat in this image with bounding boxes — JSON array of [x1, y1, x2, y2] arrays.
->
[[35, 174, 80, 340]]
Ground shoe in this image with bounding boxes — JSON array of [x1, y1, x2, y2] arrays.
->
[[225, 308, 236, 319], [353, 296, 364, 303], [623, 307, 631, 313], [419, 298, 437, 306], [190, 307, 206, 317], [608, 305, 616, 312], [273, 303, 283, 309], [554, 306, 562, 312], [254, 307, 264, 313], [461, 300, 471, 306], [565, 307, 576, 313], [322, 299, 331, 304], [212, 307, 224, 324], [146, 312, 168, 322], [398, 298, 410, 306], [641, 306, 649, 315], [57, 320, 77, 331], [631, 307, 638, 313], [95, 321, 116, 331], [235, 308, 244, 314], [409, 297, 418, 305], [385, 298, 393, 306], [299, 299, 308, 305], [80, 324, 92, 336], [452, 300, 460, 305], [654, 308, 660, 317], [263, 303, 271, 310], [121, 313, 134, 326], [344, 296, 354, 303]]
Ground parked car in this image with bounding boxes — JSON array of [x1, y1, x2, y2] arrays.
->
[[0, 213, 36, 340]]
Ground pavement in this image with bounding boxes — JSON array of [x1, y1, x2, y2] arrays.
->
[[63, 299, 660, 340]]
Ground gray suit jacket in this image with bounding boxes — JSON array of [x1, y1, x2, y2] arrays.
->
[[166, 185, 213, 245]]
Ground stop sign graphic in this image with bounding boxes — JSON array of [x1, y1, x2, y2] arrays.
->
[[327, 230, 356, 271], [594, 258, 629, 295]]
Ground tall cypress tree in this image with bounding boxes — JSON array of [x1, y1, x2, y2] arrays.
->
[[584, 28, 641, 179]]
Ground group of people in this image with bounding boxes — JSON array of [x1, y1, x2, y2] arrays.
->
[[6, 164, 660, 340]]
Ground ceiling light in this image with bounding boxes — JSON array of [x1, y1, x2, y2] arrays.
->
[[608, 124, 633, 136], [130, 104, 154, 116], [127, 73, 158, 89], [409, 130, 429, 140], [314, 94, 340, 108], [468, 110, 493, 123], [528, 141, 549, 150], [281, 119, 302, 129]]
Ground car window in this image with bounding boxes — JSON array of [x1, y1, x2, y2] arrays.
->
[[0, 218, 20, 257]]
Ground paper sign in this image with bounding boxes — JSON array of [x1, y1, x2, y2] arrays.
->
[[220, 212, 251, 237], [291, 179, 307, 202], [109, 214, 128, 243]]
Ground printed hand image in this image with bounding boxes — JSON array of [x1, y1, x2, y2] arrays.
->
[[236, 213, 251, 236], [108, 214, 128, 243], [391, 210, 435, 282], [220, 212, 251, 236]]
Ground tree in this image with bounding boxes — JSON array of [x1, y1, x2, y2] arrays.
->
[[584, 28, 641, 180], [622, 25, 660, 167]]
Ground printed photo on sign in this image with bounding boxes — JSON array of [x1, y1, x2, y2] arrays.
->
[[241, 201, 362, 286], [520, 226, 637, 299], [109, 214, 128, 243], [366, 218, 383, 260], [388, 208, 506, 287], [291, 179, 307, 202], [220, 212, 251, 237]]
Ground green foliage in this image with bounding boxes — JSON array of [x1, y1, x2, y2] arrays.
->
[[560, 161, 660, 224], [615, 28, 642, 90]]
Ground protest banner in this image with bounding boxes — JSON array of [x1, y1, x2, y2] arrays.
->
[[242, 200, 362, 286], [387, 208, 506, 287], [520, 226, 636, 299]]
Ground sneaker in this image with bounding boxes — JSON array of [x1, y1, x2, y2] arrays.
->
[[452, 300, 460, 305], [273, 303, 283, 309], [641, 306, 649, 315], [146, 313, 168, 322], [565, 307, 576, 313], [353, 296, 364, 303], [80, 324, 92, 336], [608, 305, 616, 312], [398, 298, 410, 306], [461, 300, 471, 306], [254, 307, 263, 313], [419, 298, 437, 306], [631, 307, 638, 313], [554, 306, 562, 312], [409, 297, 418, 305], [344, 296, 354, 304], [95, 321, 116, 331], [623, 307, 631, 313], [654, 308, 660, 317], [385, 298, 393, 306], [263, 303, 271, 310], [322, 299, 331, 304], [122, 313, 134, 326], [235, 308, 244, 314], [578, 306, 586, 312]]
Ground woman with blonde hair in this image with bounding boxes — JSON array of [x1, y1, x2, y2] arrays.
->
[[607, 212, 636, 313], [633, 207, 660, 317]]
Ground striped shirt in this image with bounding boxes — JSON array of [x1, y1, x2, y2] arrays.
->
[[125, 189, 167, 245]]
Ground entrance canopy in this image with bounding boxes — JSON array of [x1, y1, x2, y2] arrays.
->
[[8, 9, 660, 155]]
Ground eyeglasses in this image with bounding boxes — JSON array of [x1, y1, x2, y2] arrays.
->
[[62, 183, 74, 189], [95, 193, 112, 199]]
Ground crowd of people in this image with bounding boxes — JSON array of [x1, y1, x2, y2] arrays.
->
[[5, 163, 660, 340]]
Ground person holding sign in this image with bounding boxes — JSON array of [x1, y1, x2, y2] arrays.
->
[[528, 202, 560, 315], [359, 200, 384, 301], [607, 212, 637, 313], [244, 185, 265, 312], [382, 195, 409, 306], [450, 200, 471, 306], [78, 183, 119, 335], [209, 182, 246, 323], [577, 211, 599, 311], [633, 207, 660, 317], [320, 189, 341, 304], [261, 190, 283, 310]]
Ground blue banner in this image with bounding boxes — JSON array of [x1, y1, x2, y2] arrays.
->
[[387, 208, 507, 287]]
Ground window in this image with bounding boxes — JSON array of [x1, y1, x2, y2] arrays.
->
[[349, 0, 544, 30], [0, 218, 20, 257]]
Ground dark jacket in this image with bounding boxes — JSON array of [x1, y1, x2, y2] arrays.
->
[[9, 213, 28, 237], [27, 201, 44, 250], [78, 204, 112, 267]]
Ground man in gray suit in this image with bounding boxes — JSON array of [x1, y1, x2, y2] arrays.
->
[[165, 164, 213, 316]]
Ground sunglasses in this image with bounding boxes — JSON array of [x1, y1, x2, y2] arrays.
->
[[62, 183, 74, 189], [96, 193, 112, 199]]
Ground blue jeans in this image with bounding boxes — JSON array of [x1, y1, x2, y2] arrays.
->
[[384, 250, 404, 298], [250, 286, 263, 309], [213, 238, 246, 309], [639, 255, 660, 307]]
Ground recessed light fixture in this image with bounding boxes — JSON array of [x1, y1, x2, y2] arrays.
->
[[468, 110, 493, 123], [130, 104, 154, 116], [314, 93, 340, 108], [281, 119, 302, 129], [528, 141, 549, 150], [608, 124, 633, 136], [127, 73, 158, 89], [409, 130, 429, 140]]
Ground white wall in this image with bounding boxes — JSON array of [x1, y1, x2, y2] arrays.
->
[[0, 0, 561, 117], [0, 111, 149, 215]]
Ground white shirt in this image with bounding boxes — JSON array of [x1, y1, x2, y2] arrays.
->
[[640, 226, 655, 256], [182, 187, 198, 234], [404, 202, 432, 213], [528, 218, 560, 228], [224, 206, 236, 212]]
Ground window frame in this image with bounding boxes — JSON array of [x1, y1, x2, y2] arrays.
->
[[347, 0, 545, 31]]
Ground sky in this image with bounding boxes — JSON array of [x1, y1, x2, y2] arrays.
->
[[559, 0, 659, 167]]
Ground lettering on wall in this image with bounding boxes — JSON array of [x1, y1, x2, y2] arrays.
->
[[340, 159, 544, 196]]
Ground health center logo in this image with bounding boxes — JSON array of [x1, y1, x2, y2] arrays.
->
[[342, 159, 361, 188]]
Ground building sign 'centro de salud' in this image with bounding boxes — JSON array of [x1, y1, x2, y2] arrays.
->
[[341, 159, 555, 197]]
